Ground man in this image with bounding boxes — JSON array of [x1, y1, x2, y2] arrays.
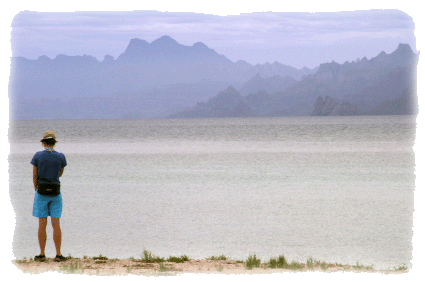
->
[[31, 131, 67, 262]]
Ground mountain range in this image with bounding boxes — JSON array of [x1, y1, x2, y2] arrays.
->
[[169, 43, 419, 118], [8, 36, 419, 120]]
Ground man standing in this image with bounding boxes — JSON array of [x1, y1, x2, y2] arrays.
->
[[31, 131, 67, 262]]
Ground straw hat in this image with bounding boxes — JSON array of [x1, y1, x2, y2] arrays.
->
[[40, 131, 58, 142]]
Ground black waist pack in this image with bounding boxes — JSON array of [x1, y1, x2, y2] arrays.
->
[[37, 182, 60, 196]]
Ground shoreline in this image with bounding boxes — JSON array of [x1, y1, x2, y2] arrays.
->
[[12, 254, 409, 276]]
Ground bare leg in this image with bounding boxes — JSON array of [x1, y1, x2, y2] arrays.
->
[[38, 218, 48, 256], [51, 218, 62, 256]]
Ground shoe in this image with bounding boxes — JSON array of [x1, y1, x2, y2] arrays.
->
[[34, 254, 46, 262], [54, 255, 67, 262]]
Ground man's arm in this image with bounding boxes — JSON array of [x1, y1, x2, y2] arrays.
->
[[33, 165, 38, 191], [59, 167, 64, 177]]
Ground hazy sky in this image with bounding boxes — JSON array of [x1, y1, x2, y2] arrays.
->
[[10, 9, 416, 69]]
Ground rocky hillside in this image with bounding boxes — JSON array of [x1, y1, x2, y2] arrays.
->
[[310, 80, 418, 116], [168, 86, 257, 118], [364, 80, 418, 116], [238, 73, 297, 95], [310, 96, 361, 116], [169, 44, 419, 118], [272, 43, 419, 112]]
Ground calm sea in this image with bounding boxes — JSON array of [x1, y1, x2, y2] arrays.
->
[[8, 116, 416, 269]]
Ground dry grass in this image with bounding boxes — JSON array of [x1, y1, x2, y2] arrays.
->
[[12, 253, 409, 276]]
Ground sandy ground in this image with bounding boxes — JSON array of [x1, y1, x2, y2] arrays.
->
[[12, 257, 408, 276]]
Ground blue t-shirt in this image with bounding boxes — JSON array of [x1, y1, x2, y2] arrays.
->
[[31, 150, 67, 184]]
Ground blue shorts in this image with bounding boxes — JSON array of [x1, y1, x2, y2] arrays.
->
[[33, 190, 63, 218]]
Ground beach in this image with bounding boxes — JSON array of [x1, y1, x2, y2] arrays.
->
[[12, 255, 408, 276]]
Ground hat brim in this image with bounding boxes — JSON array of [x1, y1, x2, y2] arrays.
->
[[40, 137, 58, 142]]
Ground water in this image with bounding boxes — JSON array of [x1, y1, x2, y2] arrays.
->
[[8, 116, 416, 269]]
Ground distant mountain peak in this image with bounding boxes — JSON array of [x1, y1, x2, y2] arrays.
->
[[390, 43, 415, 59], [192, 42, 208, 49], [224, 85, 238, 92], [151, 35, 179, 47], [37, 55, 51, 62], [117, 35, 228, 63], [375, 51, 388, 58], [129, 38, 148, 45], [395, 43, 413, 52], [124, 38, 149, 54], [252, 72, 263, 80], [102, 54, 115, 63]]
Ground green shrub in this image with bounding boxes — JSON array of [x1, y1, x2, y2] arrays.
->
[[167, 255, 190, 263], [140, 249, 165, 263], [306, 256, 315, 269], [288, 260, 302, 270], [207, 255, 227, 260], [352, 261, 374, 271], [394, 264, 408, 271], [365, 264, 374, 271], [245, 254, 261, 270], [353, 261, 362, 269], [268, 255, 288, 268], [269, 258, 277, 268], [277, 255, 288, 268], [93, 254, 108, 260], [141, 250, 154, 262]]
